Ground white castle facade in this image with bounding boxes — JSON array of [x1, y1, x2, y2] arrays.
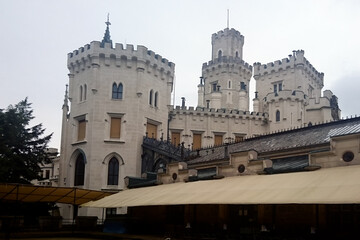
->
[[59, 23, 340, 218]]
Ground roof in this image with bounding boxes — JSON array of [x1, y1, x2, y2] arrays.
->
[[0, 184, 114, 205], [187, 117, 360, 165], [82, 165, 360, 208]]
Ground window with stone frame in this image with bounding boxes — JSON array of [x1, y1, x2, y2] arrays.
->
[[154, 92, 158, 107], [74, 154, 85, 186], [171, 132, 181, 146], [214, 134, 223, 146], [107, 157, 119, 185], [79, 85, 83, 102], [192, 133, 202, 150], [112, 83, 123, 99], [149, 89, 153, 105], [276, 110, 281, 122], [146, 122, 157, 139], [110, 117, 121, 139], [77, 119, 86, 141]]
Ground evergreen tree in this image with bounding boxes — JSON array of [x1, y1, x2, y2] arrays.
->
[[0, 98, 53, 183]]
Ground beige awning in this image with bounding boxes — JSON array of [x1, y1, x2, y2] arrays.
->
[[82, 165, 360, 208], [0, 184, 114, 205]]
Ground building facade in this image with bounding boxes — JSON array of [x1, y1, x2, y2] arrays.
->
[[59, 22, 174, 218], [59, 22, 340, 219], [169, 28, 340, 150]]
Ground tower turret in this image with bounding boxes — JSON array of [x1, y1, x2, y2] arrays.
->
[[200, 28, 252, 111], [197, 77, 205, 108], [211, 28, 244, 61]]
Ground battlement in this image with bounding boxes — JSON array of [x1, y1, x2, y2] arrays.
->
[[307, 96, 331, 109], [253, 50, 324, 85], [67, 41, 175, 75], [264, 90, 307, 103], [212, 28, 244, 42], [170, 105, 268, 120], [202, 55, 252, 72]]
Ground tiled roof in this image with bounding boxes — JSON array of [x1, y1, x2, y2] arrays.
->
[[187, 117, 360, 165]]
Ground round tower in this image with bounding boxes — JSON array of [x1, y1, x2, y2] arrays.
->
[[200, 28, 252, 111], [60, 19, 175, 219]]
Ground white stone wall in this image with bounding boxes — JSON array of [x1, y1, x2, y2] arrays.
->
[[169, 107, 267, 149], [59, 41, 174, 218]]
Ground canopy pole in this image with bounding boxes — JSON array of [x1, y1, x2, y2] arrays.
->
[[72, 188, 77, 232]]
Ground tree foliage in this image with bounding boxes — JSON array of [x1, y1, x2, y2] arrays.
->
[[0, 98, 53, 183]]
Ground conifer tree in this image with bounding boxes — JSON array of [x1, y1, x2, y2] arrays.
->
[[0, 98, 53, 183]]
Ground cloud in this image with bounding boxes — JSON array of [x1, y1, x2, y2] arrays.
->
[[331, 72, 360, 118]]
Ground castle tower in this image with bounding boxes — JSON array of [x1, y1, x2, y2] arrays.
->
[[59, 19, 175, 218], [253, 50, 339, 132], [211, 27, 244, 61], [200, 28, 252, 111]]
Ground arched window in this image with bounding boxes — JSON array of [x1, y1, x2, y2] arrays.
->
[[235, 51, 239, 58], [112, 83, 123, 99], [79, 86, 83, 102], [218, 50, 222, 59], [149, 90, 153, 105], [74, 154, 85, 186], [276, 110, 280, 122], [108, 157, 119, 185], [154, 92, 158, 107], [84, 84, 87, 101], [118, 83, 123, 99], [228, 81, 231, 89]]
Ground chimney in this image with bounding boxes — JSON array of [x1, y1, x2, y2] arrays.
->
[[181, 97, 186, 109]]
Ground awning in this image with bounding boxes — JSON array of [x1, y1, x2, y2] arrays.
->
[[0, 184, 114, 205], [82, 165, 360, 208]]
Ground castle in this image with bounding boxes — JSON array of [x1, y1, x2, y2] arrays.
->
[[59, 21, 340, 218]]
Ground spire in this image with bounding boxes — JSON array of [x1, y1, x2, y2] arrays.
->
[[101, 13, 113, 47], [62, 84, 69, 110]]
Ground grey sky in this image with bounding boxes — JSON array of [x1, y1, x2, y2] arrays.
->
[[1, 0, 359, 149]]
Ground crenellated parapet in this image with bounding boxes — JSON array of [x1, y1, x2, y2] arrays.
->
[[264, 90, 307, 103], [169, 105, 268, 121], [67, 41, 175, 79], [202, 56, 252, 76], [211, 28, 244, 44], [253, 50, 324, 86], [307, 97, 331, 109]]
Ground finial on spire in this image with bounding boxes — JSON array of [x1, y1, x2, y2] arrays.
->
[[106, 13, 111, 27], [101, 13, 113, 48], [227, 9, 229, 29]]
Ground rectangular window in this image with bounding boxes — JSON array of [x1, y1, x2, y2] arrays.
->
[[146, 123, 157, 139], [110, 117, 121, 139], [278, 83, 282, 91], [45, 170, 50, 179], [78, 120, 86, 141], [212, 83, 217, 92], [273, 84, 277, 93], [214, 135, 223, 146], [240, 82, 246, 90], [106, 208, 117, 217], [235, 135, 244, 143], [193, 133, 202, 150], [171, 132, 181, 146]]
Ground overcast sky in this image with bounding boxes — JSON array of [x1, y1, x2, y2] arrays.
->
[[1, 0, 359, 149]]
